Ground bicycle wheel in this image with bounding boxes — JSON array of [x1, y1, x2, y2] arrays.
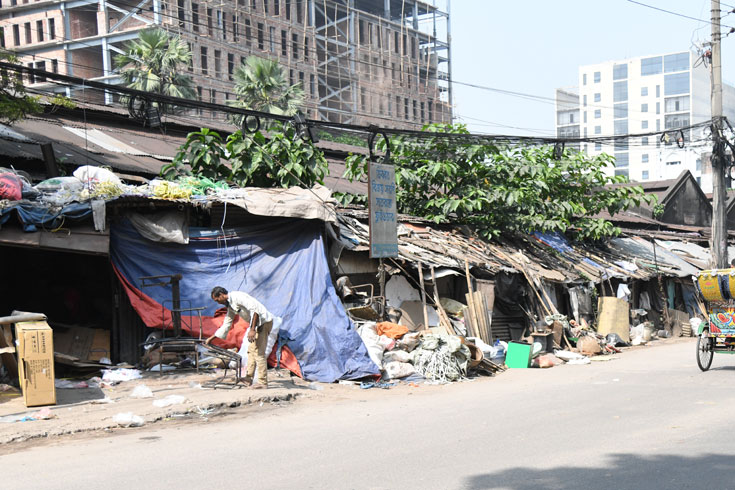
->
[[697, 334, 714, 371]]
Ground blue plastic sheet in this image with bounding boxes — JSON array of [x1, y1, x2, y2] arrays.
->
[[110, 217, 379, 382], [0, 201, 92, 232]]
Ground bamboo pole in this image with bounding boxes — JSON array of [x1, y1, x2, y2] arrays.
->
[[418, 262, 430, 331]]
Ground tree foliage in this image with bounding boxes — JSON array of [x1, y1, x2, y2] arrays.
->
[[164, 123, 328, 188], [227, 56, 304, 127], [114, 28, 196, 114], [344, 123, 656, 240], [0, 50, 41, 124]]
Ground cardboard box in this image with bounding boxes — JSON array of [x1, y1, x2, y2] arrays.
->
[[15, 321, 56, 407]]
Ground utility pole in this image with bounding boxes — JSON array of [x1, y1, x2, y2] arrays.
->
[[711, 0, 728, 268]]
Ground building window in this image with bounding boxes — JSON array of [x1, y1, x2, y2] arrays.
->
[[200, 47, 208, 74], [664, 72, 689, 95], [641, 86, 648, 96], [594, 93, 601, 103], [583, 73, 587, 85], [35, 61, 46, 82], [304, 37, 309, 61], [413, 100, 417, 120], [569, 113, 575, 124], [642, 154, 649, 163], [51, 59, 58, 73], [594, 125, 601, 134], [274, 0, 280, 15], [656, 102, 660, 114], [269, 26, 276, 52], [583, 111, 587, 123], [187, 42, 193, 71], [594, 109, 601, 119], [214, 49, 221, 77], [13, 25, 20, 46], [233, 15, 238, 41], [245, 19, 252, 44], [583, 94, 587, 107], [594, 71, 601, 83], [595, 142, 602, 151], [281, 30, 287, 56], [36, 20, 44, 42], [428, 101, 433, 121], [614, 103, 627, 119], [667, 161, 681, 166], [665, 95, 690, 113], [292, 33, 299, 59], [27, 63, 35, 84], [394, 32, 399, 53], [298, 71, 304, 88], [192, 3, 199, 32], [613, 81, 628, 102], [404, 98, 409, 120], [615, 152, 629, 168], [642, 136, 648, 145], [613, 63, 627, 80], [257, 23, 264, 50], [207, 8, 213, 35], [24, 22, 31, 44], [642, 120, 648, 129], [642, 170, 649, 180], [641, 56, 662, 76], [656, 84, 660, 97], [664, 52, 689, 73], [656, 119, 660, 131], [228, 53, 234, 81], [310, 74, 315, 95], [286, 0, 292, 20], [178, 0, 186, 28]]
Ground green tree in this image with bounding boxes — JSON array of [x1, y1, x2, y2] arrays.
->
[[228, 56, 304, 126], [344, 123, 656, 240], [114, 28, 196, 114], [0, 50, 41, 124], [165, 124, 328, 189]]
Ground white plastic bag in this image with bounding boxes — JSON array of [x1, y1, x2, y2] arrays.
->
[[384, 361, 416, 379], [152, 395, 186, 407], [383, 350, 412, 363], [73, 165, 121, 186], [113, 412, 144, 427], [130, 384, 153, 399]]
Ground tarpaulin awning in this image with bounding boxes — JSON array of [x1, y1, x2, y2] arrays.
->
[[110, 217, 379, 382]]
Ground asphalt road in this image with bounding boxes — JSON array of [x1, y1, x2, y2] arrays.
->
[[3, 338, 735, 490]]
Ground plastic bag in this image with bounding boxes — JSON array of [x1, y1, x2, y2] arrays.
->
[[395, 332, 421, 352], [383, 350, 412, 363], [130, 385, 153, 399], [73, 165, 121, 186], [113, 412, 145, 427], [384, 361, 416, 379], [152, 395, 186, 407]]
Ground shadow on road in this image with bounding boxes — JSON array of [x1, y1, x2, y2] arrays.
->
[[464, 453, 735, 489]]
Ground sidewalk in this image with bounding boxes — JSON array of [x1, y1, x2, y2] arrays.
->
[[0, 368, 315, 445]]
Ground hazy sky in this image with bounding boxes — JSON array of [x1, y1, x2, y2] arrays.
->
[[450, 0, 735, 135]]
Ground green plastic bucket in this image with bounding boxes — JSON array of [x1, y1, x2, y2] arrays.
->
[[506, 341, 532, 368]]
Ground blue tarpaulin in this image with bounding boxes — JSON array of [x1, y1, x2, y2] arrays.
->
[[0, 201, 92, 231], [110, 217, 379, 382]]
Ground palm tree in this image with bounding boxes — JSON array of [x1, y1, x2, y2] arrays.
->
[[114, 28, 195, 115], [228, 56, 305, 127]]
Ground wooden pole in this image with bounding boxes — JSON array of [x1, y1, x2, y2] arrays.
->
[[418, 262, 430, 331], [464, 259, 480, 337]]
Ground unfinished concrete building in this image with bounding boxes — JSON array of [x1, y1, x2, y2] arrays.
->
[[0, 0, 452, 128]]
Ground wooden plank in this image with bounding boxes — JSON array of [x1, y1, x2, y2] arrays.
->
[[431, 266, 455, 336], [418, 262, 430, 331], [464, 260, 481, 338]]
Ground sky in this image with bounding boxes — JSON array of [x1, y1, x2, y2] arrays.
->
[[449, 0, 735, 136]]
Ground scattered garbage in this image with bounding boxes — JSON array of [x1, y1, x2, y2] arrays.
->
[[102, 368, 143, 383], [412, 334, 470, 382], [384, 361, 416, 379], [152, 395, 187, 408], [54, 379, 89, 389], [130, 385, 154, 399], [359, 381, 397, 389], [113, 412, 145, 427]]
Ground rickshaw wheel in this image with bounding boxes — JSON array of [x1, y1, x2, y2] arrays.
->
[[697, 333, 714, 372]]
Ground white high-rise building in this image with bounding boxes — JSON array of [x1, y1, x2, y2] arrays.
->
[[556, 51, 735, 192]]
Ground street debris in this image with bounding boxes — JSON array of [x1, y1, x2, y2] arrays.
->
[[113, 412, 145, 428]]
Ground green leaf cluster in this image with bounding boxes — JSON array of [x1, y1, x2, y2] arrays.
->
[[344, 123, 656, 240], [0, 50, 41, 124], [164, 123, 328, 189]]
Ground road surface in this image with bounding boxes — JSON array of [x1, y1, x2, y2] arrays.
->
[[3, 338, 734, 489]]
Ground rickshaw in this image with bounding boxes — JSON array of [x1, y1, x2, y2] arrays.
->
[[694, 269, 735, 371]]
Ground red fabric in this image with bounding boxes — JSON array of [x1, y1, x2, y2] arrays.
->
[[112, 264, 303, 377], [0, 174, 22, 201]]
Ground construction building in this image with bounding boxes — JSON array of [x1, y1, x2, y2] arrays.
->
[[555, 50, 735, 192], [0, 0, 452, 128]]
